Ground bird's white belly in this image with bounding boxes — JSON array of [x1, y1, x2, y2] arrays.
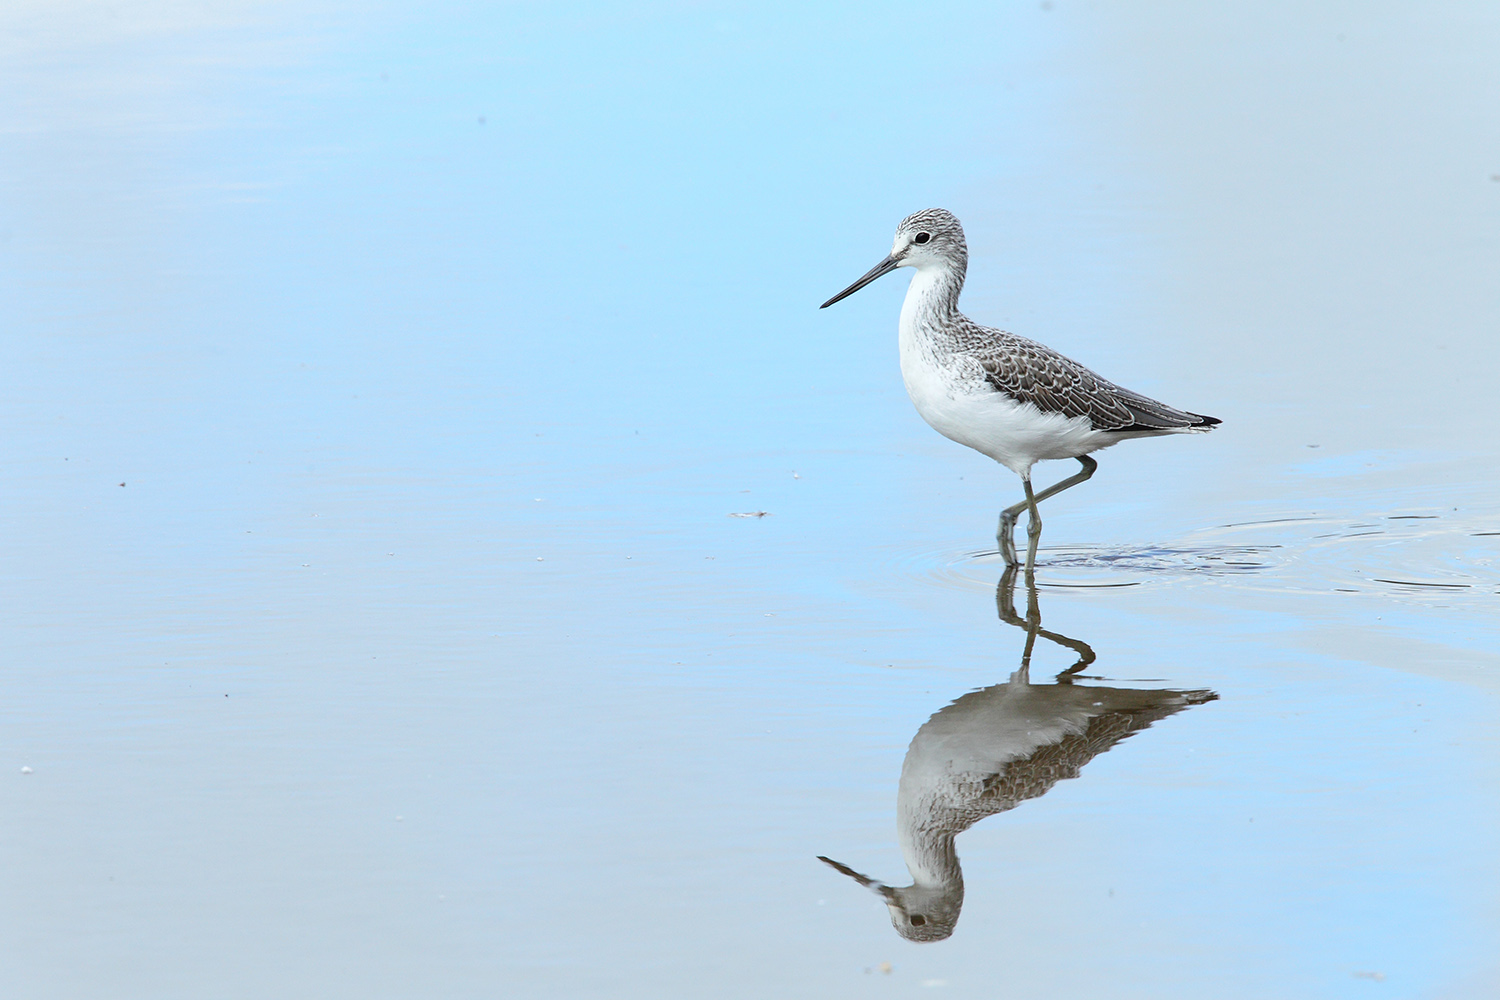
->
[[899, 349, 1114, 476]]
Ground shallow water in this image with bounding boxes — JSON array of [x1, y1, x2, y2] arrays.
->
[[3, 2, 1499, 998]]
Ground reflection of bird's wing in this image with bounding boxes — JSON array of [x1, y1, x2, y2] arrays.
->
[[975, 688, 1217, 814], [964, 323, 1218, 432], [902, 684, 1217, 833]]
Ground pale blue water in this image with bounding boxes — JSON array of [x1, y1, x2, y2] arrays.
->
[[3, 3, 1499, 998]]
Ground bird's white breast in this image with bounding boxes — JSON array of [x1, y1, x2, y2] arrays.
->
[[897, 268, 1116, 476]]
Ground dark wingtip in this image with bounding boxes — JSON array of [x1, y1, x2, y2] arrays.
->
[[1193, 413, 1222, 427]]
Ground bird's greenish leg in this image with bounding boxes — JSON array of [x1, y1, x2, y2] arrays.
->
[[1023, 477, 1043, 580], [997, 507, 1020, 565], [996, 456, 1098, 567]]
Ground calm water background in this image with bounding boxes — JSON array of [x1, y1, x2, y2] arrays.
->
[[3, 2, 1499, 997]]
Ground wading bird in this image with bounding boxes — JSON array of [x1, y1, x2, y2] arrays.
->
[[821, 209, 1219, 570]]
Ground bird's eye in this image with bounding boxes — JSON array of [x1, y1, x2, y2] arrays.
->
[[910, 914, 927, 926], [913, 232, 931, 245]]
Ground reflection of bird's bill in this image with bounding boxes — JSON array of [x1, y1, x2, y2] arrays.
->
[[819, 255, 899, 309], [816, 855, 895, 901]]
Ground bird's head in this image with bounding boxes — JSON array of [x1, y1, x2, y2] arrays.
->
[[820, 208, 968, 308], [817, 855, 962, 942]]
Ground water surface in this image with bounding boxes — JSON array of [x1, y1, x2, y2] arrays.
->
[[3, 2, 1498, 997]]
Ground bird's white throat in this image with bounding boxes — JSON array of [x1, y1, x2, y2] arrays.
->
[[898, 263, 962, 349]]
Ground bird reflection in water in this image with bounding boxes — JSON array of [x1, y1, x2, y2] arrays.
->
[[819, 566, 1216, 941]]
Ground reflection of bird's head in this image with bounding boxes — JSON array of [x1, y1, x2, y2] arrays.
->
[[817, 856, 962, 942], [881, 884, 962, 942]]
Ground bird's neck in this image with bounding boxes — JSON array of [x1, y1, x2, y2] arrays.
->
[[899, 262, 966, 344], [897, 804, 965, 889]]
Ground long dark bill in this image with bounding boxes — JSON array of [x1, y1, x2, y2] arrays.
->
[[819, 255, 899, 308], [816, 855, 896, 900]]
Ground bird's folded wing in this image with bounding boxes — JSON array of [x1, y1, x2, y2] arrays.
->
[[975, 691, 1214, 815], [976, 335, 1203, 432]]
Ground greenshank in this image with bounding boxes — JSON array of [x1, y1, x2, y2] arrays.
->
[[821, 209, 1219, 569]]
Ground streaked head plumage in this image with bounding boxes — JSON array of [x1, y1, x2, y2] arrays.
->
[[817, 855, 961, 942], [819, 208, 968, 309], [890, 208, 967, 270]]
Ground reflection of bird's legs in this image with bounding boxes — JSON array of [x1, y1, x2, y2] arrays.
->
[[995, 564, 1096, 681], [995, 564, 1036, 677], [1051, 642, 1096, 683], [996, 456, 1098, 567], [995, 563, 1025, 630]]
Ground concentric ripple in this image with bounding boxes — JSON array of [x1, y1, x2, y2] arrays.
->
[[894, 506, 1500, 609]]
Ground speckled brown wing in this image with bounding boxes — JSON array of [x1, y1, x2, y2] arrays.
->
[[972, 690, 1217, 818], [973, 330, 1214, 432]]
